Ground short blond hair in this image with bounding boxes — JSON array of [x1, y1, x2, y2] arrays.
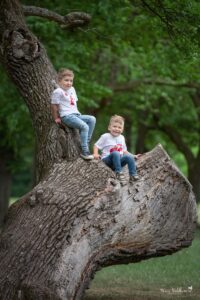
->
[[57, 68, 74, 82], [108, 115, 125, 129]]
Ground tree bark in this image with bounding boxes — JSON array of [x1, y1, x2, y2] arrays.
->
[[0, 158, 11, 228], [188, 159, 200, 203], [0, 144, 197, 300], [135, 110, 149, 154], [0, 1, 197, 300]]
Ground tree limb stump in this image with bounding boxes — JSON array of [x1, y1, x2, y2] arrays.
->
[[0, 144, 197, 300]]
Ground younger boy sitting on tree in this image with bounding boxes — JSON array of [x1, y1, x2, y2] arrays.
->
[[93, 115, 139, 185]]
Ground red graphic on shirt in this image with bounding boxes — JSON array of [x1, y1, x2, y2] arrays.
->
[[70, 95, 75, 105], [64, 92, 75, 105], [110, 144, 123, 153]]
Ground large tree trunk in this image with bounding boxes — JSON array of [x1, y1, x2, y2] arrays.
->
[[135, 110, 149, 154], [0, 157, 11, 228], [190, 90, 200, 202], [0, 1, 197, 300], [188, 158, 200, 203], [0, 144, 197, 300]]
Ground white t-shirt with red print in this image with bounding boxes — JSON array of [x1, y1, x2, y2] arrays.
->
[[51, 87, 80, 117], [95, 133, 127, 159]]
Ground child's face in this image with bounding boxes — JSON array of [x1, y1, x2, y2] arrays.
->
[[59, 75, 74, 90], [108, 122, 124, 137]]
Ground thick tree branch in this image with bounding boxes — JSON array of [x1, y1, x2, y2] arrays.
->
[[23, 6, 91, 28], [154, 121, 195, 165], [0, 145, 197, 299]]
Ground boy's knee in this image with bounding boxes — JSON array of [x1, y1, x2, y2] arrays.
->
[[80, 123, 89, 131], [111, 151, 121, 157], [90, 116, 96, 124], [125, 154, 135, 163]]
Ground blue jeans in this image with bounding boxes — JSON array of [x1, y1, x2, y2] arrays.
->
[[61, 114, 96, 153], [102, 151, 137, 176]]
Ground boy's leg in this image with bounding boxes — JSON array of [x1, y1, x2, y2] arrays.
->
[[61, 114, 89, 154], [78, 115, 96, 143], [102, 151, 122, 173], [121, 154, 137, 176], [103, 152, 127, 185]]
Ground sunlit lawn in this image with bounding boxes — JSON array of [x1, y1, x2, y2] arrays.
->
[[9, 197, 18, 205]]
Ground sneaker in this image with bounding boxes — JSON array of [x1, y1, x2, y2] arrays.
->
[[80, 151, 94, 160], [116, 172, 127, 186], [129, 175, 139, 183]]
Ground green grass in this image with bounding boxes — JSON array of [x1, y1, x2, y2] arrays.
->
[[9, 197, 18, 206], [198, 203, 200, 225], [85, 229, 200, 300]]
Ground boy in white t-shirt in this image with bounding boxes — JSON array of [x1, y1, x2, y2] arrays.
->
[[51, 68, 96, 160], [93, 115, 139, 185]]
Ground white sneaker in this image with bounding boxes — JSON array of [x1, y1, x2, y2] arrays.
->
[[116, 172, 127, 186], [80, 152, 94, 160], [129, 175, 139, 183]]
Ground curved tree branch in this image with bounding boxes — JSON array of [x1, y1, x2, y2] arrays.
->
[[89, 79, 199, 116], [23, 6, 91, 28], [154, 121, 195, 165], [110, 79, 200, 92], [0, 145, 197, 299]]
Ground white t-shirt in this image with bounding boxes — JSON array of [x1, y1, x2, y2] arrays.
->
[[95, 133, 127, 159], [51, 87, 80, 117]]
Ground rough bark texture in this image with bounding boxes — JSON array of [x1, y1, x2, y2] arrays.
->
[[0, 158, 11, 228], [188, 159, 200, 203], [0, 144, 197, 300]]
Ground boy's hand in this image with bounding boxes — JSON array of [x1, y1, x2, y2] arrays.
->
[[93, 154, 100, 160], [134, 153, 142, 159], [55, 117, 61, 124]]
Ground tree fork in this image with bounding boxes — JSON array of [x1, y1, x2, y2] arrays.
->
[[0, 144, 197, 300]]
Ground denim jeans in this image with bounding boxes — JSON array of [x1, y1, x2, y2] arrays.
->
[[61, 114, 96, 153], [102, 151, 137, 176]]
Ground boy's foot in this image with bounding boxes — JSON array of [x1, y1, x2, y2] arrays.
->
[[116, 172, 127, 186], [129, 175, 139, 183], [80, 151, 94, 160]]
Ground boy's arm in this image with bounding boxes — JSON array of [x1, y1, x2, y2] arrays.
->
[[122, 136, 128, 154], [93, 145, 100, 159], [123, 150, 142, 159], [51, 104, 61, 124], [134, 153, 142, 159], [122, 136, 142, 158]]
